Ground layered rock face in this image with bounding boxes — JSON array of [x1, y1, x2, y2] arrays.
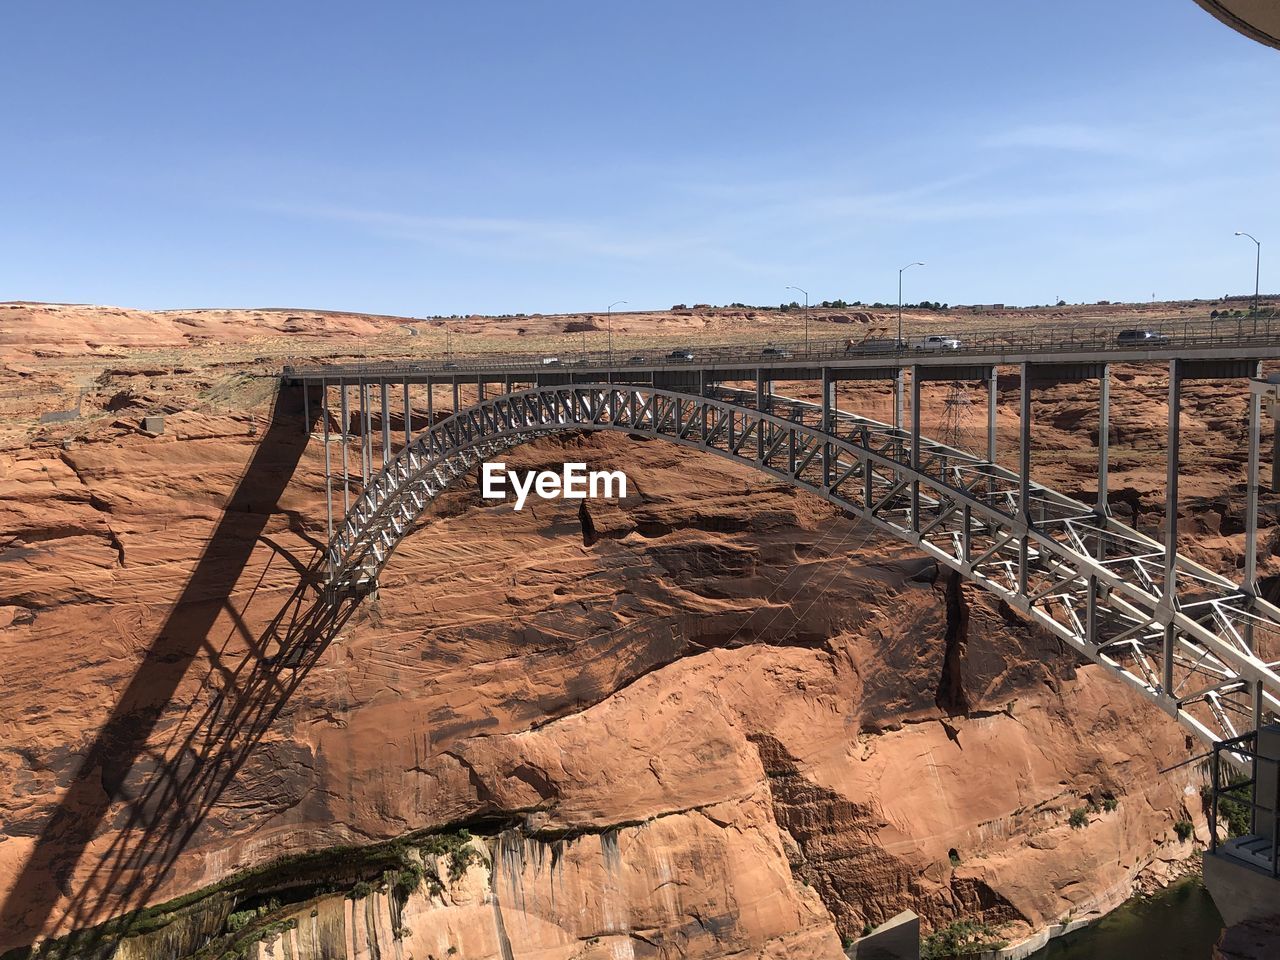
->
[[3, 303, 1266, 956], [0, 392, 1213, 957]]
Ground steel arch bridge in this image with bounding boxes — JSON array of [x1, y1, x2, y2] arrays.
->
[[311, 379, 1280, 751]]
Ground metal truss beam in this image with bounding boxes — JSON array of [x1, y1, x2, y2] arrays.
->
[[312, 380, 1280, 750]]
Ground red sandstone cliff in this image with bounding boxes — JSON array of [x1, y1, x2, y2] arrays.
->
[[0, 304, 1265, 956]]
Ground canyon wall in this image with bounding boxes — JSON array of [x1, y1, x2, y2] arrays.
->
[[0, 385, 1215, 956]]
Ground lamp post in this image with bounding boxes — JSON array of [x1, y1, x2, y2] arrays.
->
[[785, 285, 810, 351], [607, 300, 627, 361], [1236, 232, 1262, 321], [898, 262, 925, 347]]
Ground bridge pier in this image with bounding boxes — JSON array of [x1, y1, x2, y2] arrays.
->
[[1163, 359, 1182, 697], [1204, 724, 1280, 931], [756, 371, 766, 462], [339, 384, 351, 514], [380, 381, 391, 466], [911, 366, 921, 532], [987, 367, 998, 466], [1018, 362, 1032, 595], [1097, 364, 1111, 516], [894, 369, 904, 431], [1246, 367, 1262, 591], [822, 368, 833, 485], [323, 381, 334, 577], [359, 382, 371, 482]]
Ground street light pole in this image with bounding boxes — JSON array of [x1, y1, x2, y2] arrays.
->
[[898, 261, 925, 347], [786, 285, 809, 351], [1237, 232, 1262, 320], [607, 300, 627, 361]]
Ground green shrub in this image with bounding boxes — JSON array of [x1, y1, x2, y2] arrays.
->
[[392, 863, 425, 897], [1069, 807, 1090, 829], [1200, 778, 1254, 837], [1175, 820, 1195, 842], [1102, 797, 1119, 813], [226, 909, 259, 932], [920, 919, 1008, 959]]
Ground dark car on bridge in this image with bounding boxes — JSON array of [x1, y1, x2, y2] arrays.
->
[[667, 348, 695, 361], [1116, 329, 1171, 346]]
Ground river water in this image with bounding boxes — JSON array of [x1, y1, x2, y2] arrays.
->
[[1028, 875, 1224, 959]]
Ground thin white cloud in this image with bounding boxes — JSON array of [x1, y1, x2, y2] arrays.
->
[[252, 200, 716, 262], [981, 122, 1123, 154]]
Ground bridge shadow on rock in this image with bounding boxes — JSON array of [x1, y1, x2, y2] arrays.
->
[[0, 386, 357, 954]]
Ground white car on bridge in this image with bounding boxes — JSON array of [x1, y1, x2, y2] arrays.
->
[[913, 335, 962, 351]]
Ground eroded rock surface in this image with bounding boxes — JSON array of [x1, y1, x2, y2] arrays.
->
[[0, 304, 1261, 956]]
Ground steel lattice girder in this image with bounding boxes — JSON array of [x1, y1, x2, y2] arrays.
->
[[320, 382, 1280, 748]]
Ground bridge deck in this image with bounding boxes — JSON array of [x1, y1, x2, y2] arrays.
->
[[283, 315, 1280, 383]]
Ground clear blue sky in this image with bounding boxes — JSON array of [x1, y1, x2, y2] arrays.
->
[[1, 1, 1276, 315]]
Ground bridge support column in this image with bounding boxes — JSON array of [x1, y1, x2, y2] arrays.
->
[[911, 366, 921, 532], [987, 367, 997, 465], [322, 381, 333, 576], [427, 379, 434, 427], [756, 371, 766, 462], [478, 378, 485, 403], [380, 381, 391, 466], [303, 381, 310, 435], [360, 384, 371, 483], [1246, 362, 1262, 592], [1163, 359, 1183, 696], [1087, 368, 1109, 649], [1274, 418, 1280, 495], [1097, 364, 1111, 516], [894, 369, 904, 432], [822, 368, 833, 486], [403, 378, 411, 448], [452, 380, 460, 415], [1018, 362, 1032, 594], [340, 384, 351, 514]]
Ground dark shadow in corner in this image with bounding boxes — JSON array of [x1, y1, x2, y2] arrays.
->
[[0, 385, 357, 952]]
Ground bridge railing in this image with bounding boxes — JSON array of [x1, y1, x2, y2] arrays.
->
[[282, 313, 1280, 380]]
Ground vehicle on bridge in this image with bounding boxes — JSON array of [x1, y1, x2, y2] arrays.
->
[[541, 356, 561, 365], [761, 346, 792, 359], [848, 337, 907, 353], [1116, 328, 1171, 346], [913, 334, 962, 351], [668, 348, 694, 361]]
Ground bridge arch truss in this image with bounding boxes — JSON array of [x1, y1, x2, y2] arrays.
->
[[299, 377, 1280, 750]]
